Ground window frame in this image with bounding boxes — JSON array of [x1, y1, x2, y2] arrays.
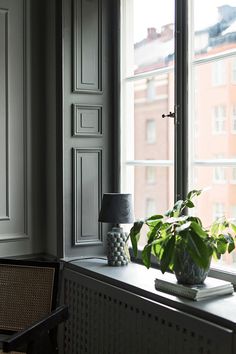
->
[[120, 0, 236, 284], [212, 105, 226, 134], [232, 104, 236, 133]]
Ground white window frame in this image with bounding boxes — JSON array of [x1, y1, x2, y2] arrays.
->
[[212, 105, 226, 134], [212, 60, 226, 87], [120, 0, 236, 283], [232, 58, 236, 84], [232, 104, 236, 133]]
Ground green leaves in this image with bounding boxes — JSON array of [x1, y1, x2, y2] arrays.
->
[[190, 221, 208, 238], [141, 244, 152, 268], [187, 189, 202, 200], [216, 236, 228, 254], [187, 232, 210, 269], [160, 236, 175, 273], [230, 221, 236, 234], [129, 188, 236, 275], [129, 221, 144, 257]]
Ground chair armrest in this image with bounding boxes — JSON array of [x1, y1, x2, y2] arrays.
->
[[2, 305, 69, 352]]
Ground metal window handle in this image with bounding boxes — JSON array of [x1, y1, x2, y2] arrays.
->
[[162, 112, 175, 118]]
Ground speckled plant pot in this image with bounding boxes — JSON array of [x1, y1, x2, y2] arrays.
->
[[174, 250, 211, 285], [107, 227, 130, 266]]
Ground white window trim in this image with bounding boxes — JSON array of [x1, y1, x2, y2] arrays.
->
[[120, 0, 236, 280]]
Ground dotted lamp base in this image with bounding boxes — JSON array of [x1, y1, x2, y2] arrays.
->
[[107, 227, 130, 266]]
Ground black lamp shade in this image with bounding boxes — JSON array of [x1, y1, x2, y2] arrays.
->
[[99, 193, 134, 224]]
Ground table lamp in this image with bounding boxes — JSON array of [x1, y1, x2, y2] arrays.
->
[[99, 193, 134, 266]]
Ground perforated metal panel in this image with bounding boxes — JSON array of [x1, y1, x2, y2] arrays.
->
[[63, 268, 233, 354]]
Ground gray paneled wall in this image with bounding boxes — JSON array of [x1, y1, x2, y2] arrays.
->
[[73, 148, 102, 246], [62, 0, 114, 257], [0, 0, 31, 254], [0, 0, 48, 256], [73, 0, 102, 93]]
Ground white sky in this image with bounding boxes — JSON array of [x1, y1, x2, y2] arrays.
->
[[133, 0, 236, 42]]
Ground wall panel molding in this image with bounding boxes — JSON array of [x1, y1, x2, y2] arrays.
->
[[73, 0, 102, 93], [0, 0, 28, 241], [73, 148, 103, 246], [0, 9, 9, 220], [72, 104, 102, 137]]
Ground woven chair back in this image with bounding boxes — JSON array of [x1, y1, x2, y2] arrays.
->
[[0, 263, 56, 332]]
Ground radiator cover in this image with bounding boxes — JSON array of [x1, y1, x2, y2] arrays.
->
[[62, 267, 233, 354]]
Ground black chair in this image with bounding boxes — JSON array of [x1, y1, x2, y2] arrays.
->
[[0, 259, 68, 354]]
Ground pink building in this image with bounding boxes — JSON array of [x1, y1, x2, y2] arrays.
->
[[132, 5, 236, 235]]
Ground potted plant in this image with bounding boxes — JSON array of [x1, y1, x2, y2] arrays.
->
[[130, 189, 236, 284]]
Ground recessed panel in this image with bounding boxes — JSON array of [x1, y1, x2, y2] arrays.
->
[[0, 10, 9, 220], [0, 0, 27, 240], [73, 104, 102, 136], [73, 148, 102, 246], [73, 0, 102, 93]]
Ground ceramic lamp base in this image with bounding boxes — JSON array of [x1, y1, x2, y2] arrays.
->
[[107, 227, 130, 266]]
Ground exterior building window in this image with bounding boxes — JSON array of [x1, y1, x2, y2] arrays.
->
[[121, 0, 236, 273], [213, 203, 225, 220], [232, 105, 236, 133], [146, 166, 156, 184], [213, 155, 226, 183], [146, 119, 156, 143], [213, 166, 226, 183], [232, 58, 236, 84], [212, 60, 226, 86], [232, 167, 236, 183], [145, 198, 156, 217], [146, 78, 156, 101], [213, 105, 226, 133], [231, 205, 236, 220]]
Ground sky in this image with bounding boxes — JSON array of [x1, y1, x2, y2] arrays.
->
[[133, 0, 236, 42]]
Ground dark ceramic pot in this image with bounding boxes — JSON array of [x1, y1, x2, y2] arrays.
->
[[174, 251, 211, 285]]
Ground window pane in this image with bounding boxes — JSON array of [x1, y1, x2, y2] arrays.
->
[[122, 0, 175, 76], [121, 0, 175, 219], [191, 165, 236, 228], [124, 165, 174, 219], [126, 74, 174, 160], [194, 1, 236, 59], [192, 59, 236, 159], [191, 0, 236, 275]]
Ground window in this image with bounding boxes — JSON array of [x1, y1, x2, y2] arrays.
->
[[213, 166, 226, 183], [232, 105, 236, 133], [146, 166, 156, 184], [213, 203, 225, 220], [213, 105, 226, 134], [213, 155, 226, 183], [232, 58, 236, 84], [231, 205, 236, 219], [146, 119, 156, 143], [145, 198, 156, 217], [231, 158, 236, 183], [121, 0, 236, 272], [146, 78, 156, 101], [212, 60, 226, 86]]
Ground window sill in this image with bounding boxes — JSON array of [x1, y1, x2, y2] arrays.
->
[[130, 248, 236, 287], [64, 257, 236, 332]]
